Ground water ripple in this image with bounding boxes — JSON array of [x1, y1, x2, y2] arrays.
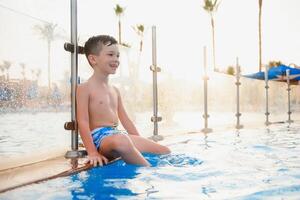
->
[[234, 185, 300, 200], [145, 153, 203, 167]]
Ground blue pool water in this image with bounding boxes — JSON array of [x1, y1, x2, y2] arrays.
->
[[1, 123, 300, 199]]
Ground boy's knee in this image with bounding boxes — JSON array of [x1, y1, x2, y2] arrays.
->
[[160, 146, 171, 154], [111, 134, 134, 152]]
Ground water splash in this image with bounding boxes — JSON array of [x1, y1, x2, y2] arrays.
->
[[143, 153, 203, 167]]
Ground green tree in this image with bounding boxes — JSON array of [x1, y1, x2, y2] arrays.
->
[[34, 23, 61, 90], [203, 0, 220, 72], [114, 4, 125, 44], [227, 66, 235, 75], [258, 0, 263, 72], [268, 60, 282, 68]]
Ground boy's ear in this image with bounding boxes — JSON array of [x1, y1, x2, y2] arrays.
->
[[88, 55, 96, 66]]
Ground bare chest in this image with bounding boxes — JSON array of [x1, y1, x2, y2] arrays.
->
[[89, 89, 118, 110]]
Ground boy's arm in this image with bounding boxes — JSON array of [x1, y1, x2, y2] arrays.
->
[[77, 84, 108, 166], [115, 87, 140, 136]]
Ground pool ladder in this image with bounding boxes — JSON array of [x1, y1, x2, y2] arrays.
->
[[64, 0, 87, 159]]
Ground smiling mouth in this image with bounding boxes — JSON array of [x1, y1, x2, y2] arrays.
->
[[110, 64, 118, 69]]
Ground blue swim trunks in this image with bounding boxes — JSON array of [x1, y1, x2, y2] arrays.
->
[[91, 127, 127, 150]]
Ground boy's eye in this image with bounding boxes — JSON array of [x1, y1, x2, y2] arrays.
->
[[107, 53, 120, 58]]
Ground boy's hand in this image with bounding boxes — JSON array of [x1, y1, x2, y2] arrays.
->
[[87, 152, 108, 167]]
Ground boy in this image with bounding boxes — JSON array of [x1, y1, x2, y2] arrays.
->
[[77, 35, 170, 167]]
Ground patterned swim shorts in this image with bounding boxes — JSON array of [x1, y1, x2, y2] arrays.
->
[[91, 126, 127, 150]]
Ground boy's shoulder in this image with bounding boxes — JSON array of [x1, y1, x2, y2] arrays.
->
[[78, 81, 89, 90], [77, 81, 91, 96], [111, 85, 120, 94]]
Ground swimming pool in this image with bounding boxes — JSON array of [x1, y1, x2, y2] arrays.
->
[[0, 123, 299, 199]]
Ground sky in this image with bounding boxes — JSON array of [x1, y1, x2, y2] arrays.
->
[[0, 0, 300, 85]]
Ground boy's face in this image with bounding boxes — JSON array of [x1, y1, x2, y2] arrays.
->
[[91, 44, 120, 75]]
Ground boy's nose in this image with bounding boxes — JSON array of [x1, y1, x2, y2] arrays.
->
[[112, 61, 119, 66]]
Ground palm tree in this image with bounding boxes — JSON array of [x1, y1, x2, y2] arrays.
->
[[203, 0, 220, 72], [34, 23, 60, 90], [130, 24, 145, 82], [258, 0, 263, 72], [114, 4, 125, 44], [132, 24, 145, 52]]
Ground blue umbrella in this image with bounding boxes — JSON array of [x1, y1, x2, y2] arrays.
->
[[243, 71, 270, 80], [243, 65, 300, 83], [269, 65, 300, 81]]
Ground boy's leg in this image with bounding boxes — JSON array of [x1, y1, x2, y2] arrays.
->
[[99, 134, 150, 166], [128, 135, 171, 154]]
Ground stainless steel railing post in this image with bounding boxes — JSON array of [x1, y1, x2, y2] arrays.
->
[[65, 0, 86, 158], [286, 69, 293, 123], [235, 57, 243, 129], [264, 65, 270, 125], [201, 46, 212, 133], [70, 0, 78, 152], [149, 26, 163, 141]]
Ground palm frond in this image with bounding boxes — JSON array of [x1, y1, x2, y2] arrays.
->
[[132, 24, 145, 36], [33, 23, 59, 41], [203, 0, 220, 13], [114, 4, 125, 16]]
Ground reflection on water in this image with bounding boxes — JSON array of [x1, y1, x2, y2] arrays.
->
[[2, 110, 298, 163], [0, 112, 70, 161], [1, 123, 300, 199]]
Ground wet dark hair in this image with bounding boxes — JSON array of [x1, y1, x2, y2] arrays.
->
[[84, 35, 118, 66]]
